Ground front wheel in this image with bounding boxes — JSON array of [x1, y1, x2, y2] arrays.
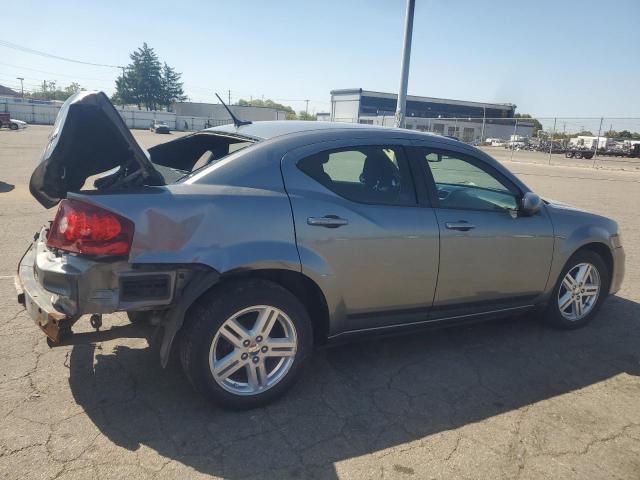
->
[[542, 250, 609, 329], [180, 279, 313, 409], [9, 123, 19, 130]]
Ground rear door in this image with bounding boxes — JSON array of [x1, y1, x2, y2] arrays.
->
[[281, 139, 440, 336]]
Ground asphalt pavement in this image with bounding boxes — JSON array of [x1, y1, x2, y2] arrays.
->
[[1, 126, 639, 479]]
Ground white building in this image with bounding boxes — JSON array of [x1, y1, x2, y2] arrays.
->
[[330, 88, 534, 141], [171, 102, 288, 122]]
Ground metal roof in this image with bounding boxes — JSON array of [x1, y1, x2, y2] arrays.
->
[[330, 88, 515, 110], [206, 120, 379, 140]]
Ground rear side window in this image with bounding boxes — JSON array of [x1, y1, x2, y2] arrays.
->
[[298, 145, 417, 206]]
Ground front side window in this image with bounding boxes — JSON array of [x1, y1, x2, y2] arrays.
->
[[298, 145, 416, 206], [421, 149, 519, 212]]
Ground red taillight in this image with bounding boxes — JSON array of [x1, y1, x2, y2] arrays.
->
[[47, 199, 134, 256]]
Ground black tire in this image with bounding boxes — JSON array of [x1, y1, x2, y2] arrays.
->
[[565, 151, 574, 158], [584, 152, 594, 160], [542, 250, 610, 329], [9, 123, 18, 130], [575, 151, 583, 159], [180, 279, 313, 409]]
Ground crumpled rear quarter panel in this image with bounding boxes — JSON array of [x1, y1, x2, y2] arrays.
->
[[69, 183, 300, 274]]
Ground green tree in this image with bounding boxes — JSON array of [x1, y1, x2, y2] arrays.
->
[[26, 81, 84, 101], [114, 44, 186, 110], [63, 82, 82, 97], [514, 113, 543, 137], [297, 111, 316, 121], [618, 130, 633, 138], [159, 62, 186, 109], [237, 98, 297, 119]]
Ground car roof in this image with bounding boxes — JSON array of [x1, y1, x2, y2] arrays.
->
[[205, 120, 444, 142]]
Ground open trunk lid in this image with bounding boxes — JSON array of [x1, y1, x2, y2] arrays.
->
[[29, 91, 165, 208]]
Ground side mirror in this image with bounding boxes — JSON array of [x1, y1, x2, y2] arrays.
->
[[521, 192, 543, 216]]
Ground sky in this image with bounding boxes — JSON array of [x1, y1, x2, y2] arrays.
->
[[1, 0, 639, 118]]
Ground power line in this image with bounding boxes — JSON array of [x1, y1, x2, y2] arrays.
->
[[0, 39, 122, 69], [0, 61, 116, 82]]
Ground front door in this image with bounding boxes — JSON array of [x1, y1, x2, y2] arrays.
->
[[281, 140, 440, 335], [416, 147, 554, 318]]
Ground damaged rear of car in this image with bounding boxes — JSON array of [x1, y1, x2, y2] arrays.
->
[[16, 92, 297, 377]]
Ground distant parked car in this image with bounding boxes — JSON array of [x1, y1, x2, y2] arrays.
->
[[0, 113, 27, 130], [150, 121, 170, 134]]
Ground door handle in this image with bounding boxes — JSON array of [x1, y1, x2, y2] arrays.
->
[[445, 221, 476, 231], [307, 215, 349, 228]]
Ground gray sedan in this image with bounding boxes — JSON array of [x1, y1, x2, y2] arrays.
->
[[16, 92, 625, 409]]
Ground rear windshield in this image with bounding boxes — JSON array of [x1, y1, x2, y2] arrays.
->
[[149, 134, 255, 183], [176, 140, 258, 184]]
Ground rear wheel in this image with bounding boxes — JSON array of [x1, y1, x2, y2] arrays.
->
[[575, 151, 583, 159], [180, 279, 313, 409], [565, 151, 574, 158], [543, 250, 609, 329], [9, 122, 18, 130]]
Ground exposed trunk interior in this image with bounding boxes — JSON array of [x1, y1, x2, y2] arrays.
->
[[29, 91, 256, 208]]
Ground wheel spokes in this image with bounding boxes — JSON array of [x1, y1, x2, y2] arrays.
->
[[220, 318, 252, 349], [264, 337, 297, 357], [558, 292, 573, 312], [253, 307, 279, 338], [213, 351, 245, 380], [583, 284, 599, 297], [574, 297, 584, 317], [557, 262, 601, 321], [575, 264, 592, 284], [246, 360, 268, 390], [562, 275, 577, 291], [210, 305, 298, 395]]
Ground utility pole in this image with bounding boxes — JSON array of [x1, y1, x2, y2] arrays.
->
[[228, 90, 231, 105], [119, 66, 126, 107], [16, 77, 24, 98], [480, 106, 486, 142], [305, 99, 309, 118], [395, 0, 415, 128], [548, 117, 557, 165], [593, 117, 603, 164], [510, 118, 518, 162]]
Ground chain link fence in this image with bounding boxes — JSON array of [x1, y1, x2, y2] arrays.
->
[[334, 115, 640, 171], [0, 96, 235, 132]]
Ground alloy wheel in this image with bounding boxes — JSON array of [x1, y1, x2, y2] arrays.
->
[[557, 262, 601, 321], [209, 305, 297, 396]]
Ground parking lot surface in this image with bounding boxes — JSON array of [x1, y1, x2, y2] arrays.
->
[[1, 125, 639, 479]]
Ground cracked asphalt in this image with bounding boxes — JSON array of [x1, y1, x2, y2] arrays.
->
[[1, 126, 639, 479]]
